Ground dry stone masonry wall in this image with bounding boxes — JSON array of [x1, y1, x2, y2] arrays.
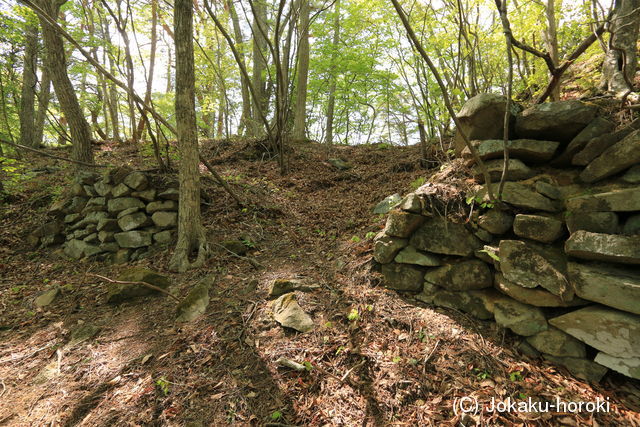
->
[[30, 167, 179, 264], [374, 95, 640, 382]]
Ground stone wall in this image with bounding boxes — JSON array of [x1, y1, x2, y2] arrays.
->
[[374, 97, 640, 382], [31, 168, 179, 264]]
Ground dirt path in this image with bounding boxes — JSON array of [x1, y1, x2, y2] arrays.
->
[[0, 142, 639, 426]]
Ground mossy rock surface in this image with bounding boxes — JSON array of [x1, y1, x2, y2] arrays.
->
[[107, 267, 170, 303]]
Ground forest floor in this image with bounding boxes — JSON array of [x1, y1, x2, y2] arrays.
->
[[0, 139, 639, 426]]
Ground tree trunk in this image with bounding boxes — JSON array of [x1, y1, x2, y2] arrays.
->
[[544, 0, 560, 100], [135, 0, 158, 140], [19, 23, 39, 148], [325, 0, 340, 145], [601, 0, 640, 97], [35, 0, 93, 166], [249, 0, 268, 137], [34, 65, 51, 146], [227, 0, 252, 135], [292, 0, 310, 141], [170, 0, 207, 272]]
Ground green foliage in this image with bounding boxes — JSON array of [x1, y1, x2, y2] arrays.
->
[[347, 308, 360, 321], [155, 376, 170, 396], [509, 371, 523, 382], [350, 235, 361, 243], [410, 177, 426, 190], [466, 195, 494, 210], [365, 231, 377, 240], [270, 411, 283, 421], [479, 249, 500, 262]]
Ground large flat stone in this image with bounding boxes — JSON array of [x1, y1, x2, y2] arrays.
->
[[478, 209, 514, 235], [594, 353, 640, 380], [381, 263, 424, 292], [117, 212, 152, 232], [394, 246, 441, 266], [549, 306, 640, 358], [494, 298, 548, 336], [568, 262, 640, 314], [471, 139, 560, 163], [515, 100, 597, 142], [580, 129, 640, 183], [478, 182, 559, 212], [565, 187, 640, 212], [107, 267, 170, 303], [114, 231, 152, 248], [526, 327, 586, 358], [423, 260, 492, 291], [373, 234, 408, 264], [494, 272, 586, 307], [565, 231, 640, 265], [553, 117, 615, 165], [410, 217, 482, 256], [513, 214, 564, 243], [107, 197, 145, 213], [473, 158, 535, 183], [273, 293, 314, 332], [544, 355, 608, 383], [499, 240, 573, 300], [432, 290, 494, 320], [566, 211, 618, 235], [383, 211, 424, 238]]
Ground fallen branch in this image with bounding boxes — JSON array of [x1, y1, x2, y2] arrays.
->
[[0, 138, 107, 168], [199, 155, 244, 206], [211, 242, 263, 269], [89, 273, 181, 303]]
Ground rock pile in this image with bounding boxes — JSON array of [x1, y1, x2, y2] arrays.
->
[[374, 97, 640, 382], [31, 168, 179, 263]]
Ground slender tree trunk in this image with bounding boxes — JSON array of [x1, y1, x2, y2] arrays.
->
[[135, 0, 158, 139], [292, 0, 310, 141], [249, 0, 268, 137], [601, 0, 640, 97], [19, 23, 39, 148], [34, 66, 51, 146], [227, 0, 252, 135], [35, 0, 93, 166], [544, 0, 560, 100], [325, 0, 340, 145], [170, 0, 207, 272]]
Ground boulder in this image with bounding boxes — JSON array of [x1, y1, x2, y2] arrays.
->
[[398, 193, 422, 213], [543, 355, 608, 383], [34, 287, 60, 308], [123, 171, 148, 191], [112, 249, 132, 264], [158, 188, 179, 200], [107, 197, 145, 213], [153, 230, 172, 245], [494, 298, 548, 336], [394, 246, 441, 266], [494, 272, 586, 308], [272, 293, 314, 332], [146, 200, 178, 214], [622, 165, 640, 183], [107, 267, 170, 303], [83, 233, 99, 243], [327, 158, 351, 170], [453, 93, 519, 155], [373, 234, 408, 264], [64, 213, 81, 224], [98, 231, 115, 243], [118, 212, 152, 232], [268, 279, 320, 298], [474, 228, 494, 243], [550, 306, 640, 358], [410, 217, 482, 256], [467, 139, 559, 163], [554, 117, 615, 165], [594, 353, 640, 380], [568, 262, 640, 315], [565, 231, 640, 265], [565, 187, 640, 212], [33, 221, 62, 237], [131, 189, 156, 202], [478, 209, 514, 235], [473, 158, 534, 183], [423, 260, 493, 291], [432, 290, 494, 320], [381, 263, 424, 291], [96, 218, 119, 232], [623, 214, 640, 235], [515, 100, 598, 142], [114, 230, 152, 248], [64, 239, 88, 259], [99, 242, 119, 253], [478, 182, 559, 212], [111, 183, 132, 198], [535, 181, 562, 200], [176, 278, 212, 322], [383, 211, 424, 238], [512, 214, 564, 243], [66, 197, 88, 214], [566, 211, 618, 235], [373, 193, 402, 214], [75, 171, 98, 185], [499, 240, 573, 300], [117, 207, 140, 219], [151, 211, 178, 229], [83, 244, 104, 257], [580, 129, 640, 183], [526, 327, 586, 358], [94, 180, 112, 197]]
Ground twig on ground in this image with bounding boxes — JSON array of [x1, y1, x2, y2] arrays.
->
[[89, 273, 182, 303], [212, 242, 263, 269]]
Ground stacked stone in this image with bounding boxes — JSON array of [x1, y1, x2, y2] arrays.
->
[[34, 168, 179, 263], [374, 96, 640, 382]]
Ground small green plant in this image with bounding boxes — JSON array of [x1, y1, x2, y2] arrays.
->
[[315, 229, 327, 237], [518, 392, 528, 399], [365, 231, 376, 240], [270, 411, 283, 421], [241, 238, 256, 248], [336, 345, 347, 355], [509, 371, 523, 382], [303, 361, 314, 371], [347, 308, 360, 321], [410, 177, 426, 190], [392, 356, 402, 363], [365, 304, 373, 312], [466, 195, 494, 209], [474, 368, 491, 380], [351, 235, 361, 243], [479, 249, 500, 262], [156, 376, 170, 396]]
